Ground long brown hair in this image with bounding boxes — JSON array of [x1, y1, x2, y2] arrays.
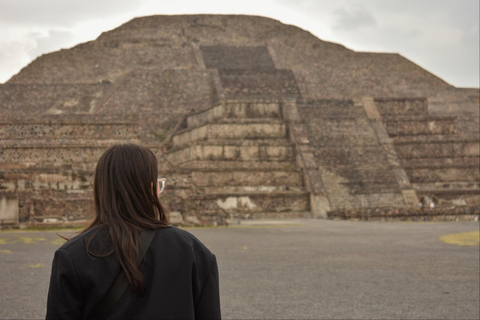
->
[[83, 143, 169, 293]]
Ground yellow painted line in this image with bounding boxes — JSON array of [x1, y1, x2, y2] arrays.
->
[[0, 237, 50, 245], [180, 223, 300, 230], [440, 231, 480, 246], [227, 223, 300, 229], [27, 263, 45, 268], [51, 238, 67, 245], [17, 237, 47, 244], [0, 249, 13, 254], [236, 246, 248, 250]]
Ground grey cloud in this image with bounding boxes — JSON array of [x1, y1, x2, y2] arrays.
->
[[333, 6, 376, 31], [325, 0, 478, 87], [0, 0, 142, 27]]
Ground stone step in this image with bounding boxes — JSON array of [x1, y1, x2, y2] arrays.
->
[[170, 138, 293, 148], [213, 118, 284, 124], [0, 121, 137, 140], [191, 169, 304, 188], [412, 182, 479, 193], [177, 160, 296, 170], [0, 161, 97, 171], [374, 98, 428, 116], [393, 135, 478, 144], [166, 142, 294, 165], [172, 121, 287, 147], [218, 69, 300, 100], [327, 206, 480, 221], [382, 114, 457, 121], [186, 101, 281, 129], [327, 192, 406, 210], [0, 145, 111, 166], [0, 169, 93, 191], [393, 140, 479, 159], [401, 157, 479, 169], [0, 139, 140, 147], [189, 192, 310, 216], [0, 140, 144, 169], [203, 185, 304, 194], [384, 116, 456, 137], [406, 167, 480, 183], [226, 211, 312, 221]]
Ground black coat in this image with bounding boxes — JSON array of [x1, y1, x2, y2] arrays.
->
[[46, 226, 221, 319]]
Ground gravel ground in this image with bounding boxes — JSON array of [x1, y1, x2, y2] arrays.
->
[[0, 219, 478, 319]]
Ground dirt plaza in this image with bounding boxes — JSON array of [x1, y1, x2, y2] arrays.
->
[[0, 219, 478, 319]]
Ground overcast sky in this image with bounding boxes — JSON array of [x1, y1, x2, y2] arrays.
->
[[0, 0, 478, 87]]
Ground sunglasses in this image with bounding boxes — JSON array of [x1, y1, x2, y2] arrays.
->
[[157, 178, 167, 194]]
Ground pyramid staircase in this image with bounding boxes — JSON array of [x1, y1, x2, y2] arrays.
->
[[376, 98, 480, 206], [165, 100, 311, 220]]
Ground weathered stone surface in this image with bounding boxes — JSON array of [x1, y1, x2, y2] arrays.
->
[[171, 121, 287, 146], [296, 99, 406, 210], [0, 192, 18, 223], [167, 142, 294, 165], [0, 14, 478, 224], [186, 101, 281, 128], [218, 69, 299, 99], [201, 46, 276, 70], [328, 206, 480, 221]]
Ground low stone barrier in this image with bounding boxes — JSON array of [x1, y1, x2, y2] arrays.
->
[[327, 206, 480, 221]]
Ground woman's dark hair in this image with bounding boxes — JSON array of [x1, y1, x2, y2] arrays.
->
[[83, 143, 169, 293]]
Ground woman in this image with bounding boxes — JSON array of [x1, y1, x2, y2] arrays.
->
[[46, 144, 221, 319]]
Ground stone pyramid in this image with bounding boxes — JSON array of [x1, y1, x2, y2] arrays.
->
[[0, 15, 478, 226]]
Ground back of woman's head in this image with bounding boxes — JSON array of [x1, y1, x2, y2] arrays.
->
[[88, 144, 169, 293], [94, 143, 168, 227]]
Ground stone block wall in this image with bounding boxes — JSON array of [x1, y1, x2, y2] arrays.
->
[[0, 144, 170, 224], [0, 145, 122, 169], [0, 83, 108, 118], [328, 206, 479, 222], [30, 196, 94, 222], [218, 69, 300, 99], [0, 192, 18, 224], [375, 98, 428, 116], [166, 143, 294, 167], [0, 122, 137, 140], [191, 169, 303, 191], [394, 141, 479, 159], [0, 108, 172, 224], [171, 122, 287, 146], [164, 99, 310, 221], [201, 192, 310, 218], [186, 101, 281, 128], [384, 116, 456, 136]]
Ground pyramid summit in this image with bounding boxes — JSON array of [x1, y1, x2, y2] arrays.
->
[[0, 15, 478, 226]]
